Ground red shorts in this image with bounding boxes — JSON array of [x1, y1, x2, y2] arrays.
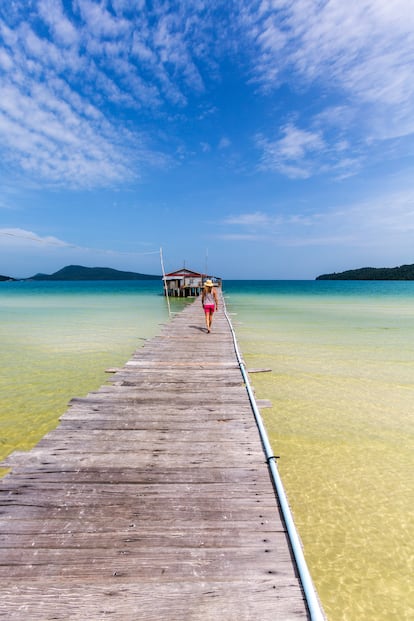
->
[[203, 304, 215, 313]]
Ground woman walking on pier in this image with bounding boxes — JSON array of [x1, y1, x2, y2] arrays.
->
[[201, 280, 218, 333]]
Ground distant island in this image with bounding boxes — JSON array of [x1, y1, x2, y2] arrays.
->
[[1, 265, 161, 281], [316, 263, 414, 280], [29, 265, 161, 281]]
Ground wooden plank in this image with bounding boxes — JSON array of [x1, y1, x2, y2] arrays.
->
[[0, 581, 306, 621], [0, 291, 310, 620], [0, 466, 268, 484]]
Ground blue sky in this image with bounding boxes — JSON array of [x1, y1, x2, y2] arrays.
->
[[1, 0, 414, 279]]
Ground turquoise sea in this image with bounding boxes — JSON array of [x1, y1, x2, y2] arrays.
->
[[1, 279, 413, 621]]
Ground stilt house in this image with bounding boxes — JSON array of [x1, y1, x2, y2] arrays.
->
[[163, 267, 221, 297]]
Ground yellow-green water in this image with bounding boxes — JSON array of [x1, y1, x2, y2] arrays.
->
[[0, 280, 413, 620], [0, 281, 177, 464], [225, 281, 414, 621]]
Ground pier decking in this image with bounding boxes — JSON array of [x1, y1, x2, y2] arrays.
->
[[0, 294, 310, 620]]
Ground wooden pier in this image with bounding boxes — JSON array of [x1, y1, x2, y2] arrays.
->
[[0, 294, 310, 620]]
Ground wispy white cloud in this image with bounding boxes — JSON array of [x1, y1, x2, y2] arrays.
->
[[256, 123, 326, 178], [242, 0, 414, 137], [276, 125, 324, 160], [222, 212, 271, 227], [0, 79, 140, 187], [76, 0, 131, 38], [0, 228, 73, 248], [0, 228, 161, 277], [255, 115, 367, 180], [1, 0, 414, 190], [235, 0, 414, 184], [216, 233, 264, 241], [0, 1, 216, 188], [217, 182, 414, 260], [38, 0, 79, 46], [218, 136, 231, 150]]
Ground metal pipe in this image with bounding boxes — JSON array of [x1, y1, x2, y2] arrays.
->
[[223, 298, 326, 621], [159, 247, 171, 318]]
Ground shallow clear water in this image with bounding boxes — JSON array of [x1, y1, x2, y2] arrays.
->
[[0, 281, 183, 461], [0, 279, 413, 620], [224, 280, 414, 621]]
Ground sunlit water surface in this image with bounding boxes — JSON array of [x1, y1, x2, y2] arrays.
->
[[224, 280, 414, 621], [0, 281, 181, 460], [0, 280, 413, 620]]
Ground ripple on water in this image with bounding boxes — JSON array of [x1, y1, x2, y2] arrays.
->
[[229, 286, 414, 621]]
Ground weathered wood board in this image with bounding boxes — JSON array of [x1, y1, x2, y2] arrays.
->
[[0, 293, 309, 620]]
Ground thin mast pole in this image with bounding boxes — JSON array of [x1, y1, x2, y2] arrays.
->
[[160, 247, 171, 318]]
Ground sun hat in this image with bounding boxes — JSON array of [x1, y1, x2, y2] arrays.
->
[[204, 279, 214, 287]]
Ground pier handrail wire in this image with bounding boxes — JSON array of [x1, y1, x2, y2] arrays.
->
[[222, 294, 326, 621]]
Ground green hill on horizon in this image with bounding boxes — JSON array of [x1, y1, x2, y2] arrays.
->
[[316, 263, 414, 280], [27, 265, 161, 281]]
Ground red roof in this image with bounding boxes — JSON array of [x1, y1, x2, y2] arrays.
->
[[164, 268, 203, 278]]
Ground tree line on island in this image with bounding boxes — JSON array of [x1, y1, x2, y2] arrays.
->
[[316, 263, 414, 280], [0, 265, 161, 282], [3, 262, 414, 282]]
